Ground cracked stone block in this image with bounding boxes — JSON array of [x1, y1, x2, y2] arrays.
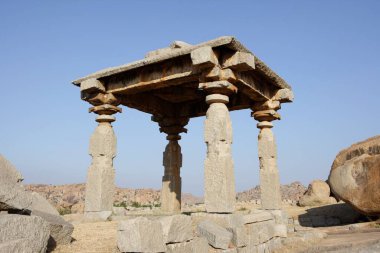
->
[[197, 220, 233, 249], [117, 217, 165, 252]]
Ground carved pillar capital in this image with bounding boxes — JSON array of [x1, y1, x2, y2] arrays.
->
[[89, 104, 122, 123], [152, 116, 189, 140], [252, 100, 281, 128], [199, 80, 238, 96]]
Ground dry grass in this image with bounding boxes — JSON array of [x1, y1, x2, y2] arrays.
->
[[52, 221, 117, 253]]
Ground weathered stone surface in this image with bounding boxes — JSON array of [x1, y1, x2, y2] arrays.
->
[[223, 51, 255, 71], [191, 213, 244, 228], [0, 154, 23, 184], [159, 214, 193, 243], [85, 122, 116, 213], [30, 192, 59, 215], [166, 240, 193, 253], [257, 126, 282, 210], [227, 226, 247, 247], [267, 237, 282, 252], [191, 46, 218, 68], [329, 136, 380, 215], [117, 216, 165, 252], [166, 237, 209, 253], [269, 209, 288, 224], [166, 238, 208, 253], [0, 239, 31, 253], [299, 180, 337, 207], [243, 211, 273, 224], [204, 94, 236, 213], [192, 237, 209, 253], [0, 155, 58, 215], [273, 224, 287, 238], [32, 210, 73, 245], [246, 220, 275, 246], [211, 249, 237, 253], [197, 220, 233, 249], [0, 214, 50, 253], [161, 139, 182, 213], [80, 78, 105, 92]]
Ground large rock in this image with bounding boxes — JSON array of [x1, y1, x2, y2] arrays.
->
[[328, 136, 380, 215], [0, 155, 23, 183], [299, 180, 337, 207], [0, 214, 50, 253], [32, 210, 74, 245], [0, 155, 72, 248], [0, 154, 58, 215]]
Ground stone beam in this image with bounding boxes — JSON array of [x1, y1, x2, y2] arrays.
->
[[106, 56, 199, 94], [119, 94, 175, 117]]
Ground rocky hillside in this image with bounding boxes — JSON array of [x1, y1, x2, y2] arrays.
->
[[237, 181, 307, 205], [26, 181, 306, 214], [25, 184, 203, 213]]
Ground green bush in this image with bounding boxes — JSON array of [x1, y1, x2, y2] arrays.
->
[[58, 207, 71, 215]]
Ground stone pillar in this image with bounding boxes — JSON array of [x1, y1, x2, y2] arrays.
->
[[201, 81, 236, 213], [252, 101, 282, 210], [153, 116, 188, 214], [84, 104, 121, 219]]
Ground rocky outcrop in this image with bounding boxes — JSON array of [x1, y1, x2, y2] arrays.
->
[[0, 155, 59, 215], [0, 154, 73, 249], [328, 136, 380, 216], [237, 181, 307, 205], [26, 184, 203, 214], [299, 180, 337, 207]]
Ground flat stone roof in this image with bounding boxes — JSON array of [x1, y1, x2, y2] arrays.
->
[[72, 36, 293, 118], [72, 36, 291, 90]]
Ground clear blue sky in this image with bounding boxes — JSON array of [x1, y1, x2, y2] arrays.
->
[[1, 1, 379, 196]]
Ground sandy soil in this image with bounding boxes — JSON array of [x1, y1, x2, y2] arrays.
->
[[52, 221, 118, 253]]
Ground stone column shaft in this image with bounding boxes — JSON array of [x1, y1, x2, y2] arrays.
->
[[253, 103, 282, 210], [153, 116, 188, 214], [257, 122, 281, 209], [84, 105, 121, 217], [204, 94, 235, 213], [161, 135, 182, 213]]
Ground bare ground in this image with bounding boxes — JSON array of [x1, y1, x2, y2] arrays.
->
[[52, 221, 117, 253]]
